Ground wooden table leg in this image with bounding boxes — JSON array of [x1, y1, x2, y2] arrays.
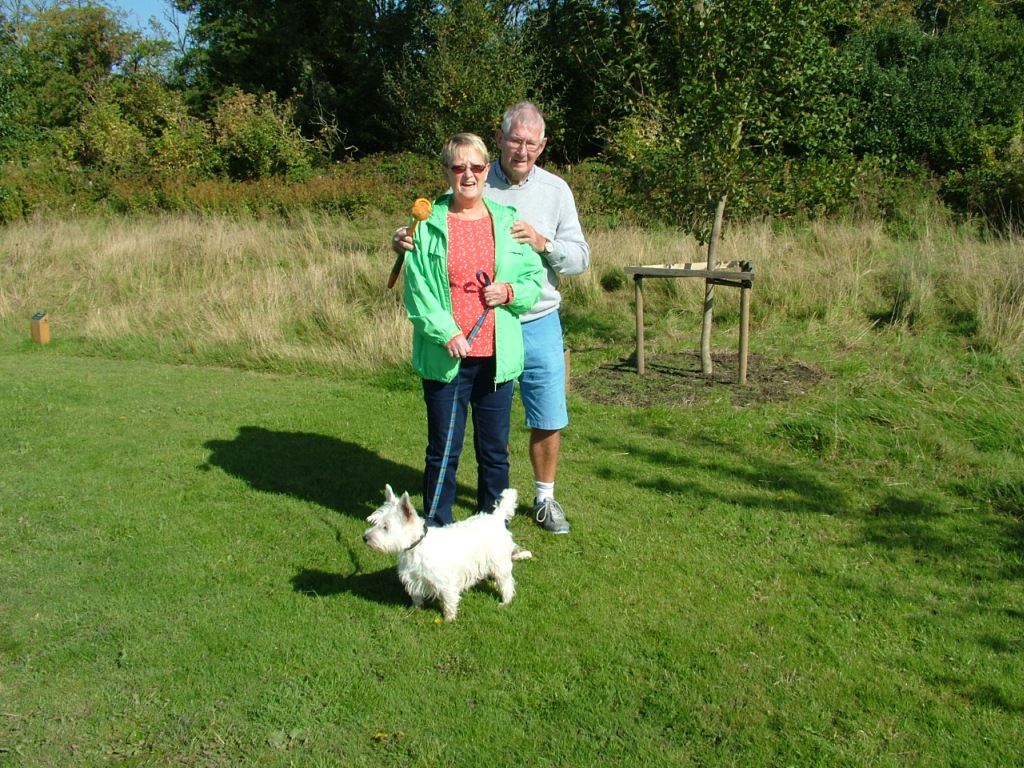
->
[[739, 282, 750, 384], [634, 275, 645, 375]]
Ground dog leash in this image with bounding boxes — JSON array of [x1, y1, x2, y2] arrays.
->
[[425, 271, 493, 525]]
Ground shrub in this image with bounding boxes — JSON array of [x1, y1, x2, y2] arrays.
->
[[942, 124, 1024, 233], [151, 112, 217, 183], [75, 97, 148, 174], [212, 91, 313, 182], [560, 159, 636, 227], [0, 184, 24, 224]]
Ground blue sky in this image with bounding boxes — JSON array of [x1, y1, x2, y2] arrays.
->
[[112, 0, 180, 30]]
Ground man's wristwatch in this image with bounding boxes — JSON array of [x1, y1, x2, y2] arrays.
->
[[542, 239, 554, 254]]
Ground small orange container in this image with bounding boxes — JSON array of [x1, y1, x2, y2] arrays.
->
[[31, 312, 51, 344]]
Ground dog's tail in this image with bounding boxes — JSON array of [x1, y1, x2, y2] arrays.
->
[[492, 488, 518, 522]]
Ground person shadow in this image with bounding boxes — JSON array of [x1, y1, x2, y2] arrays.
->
[[202, 425, 422, 519], [202, 425, 468, 607]]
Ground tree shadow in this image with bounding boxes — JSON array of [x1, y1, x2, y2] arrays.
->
[[861, 494, 967, 558], [582, 432, 850, 518], [202, 426, 432, 518]]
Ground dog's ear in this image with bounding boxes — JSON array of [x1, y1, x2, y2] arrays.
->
[[399, 492, 416, 521], [384, 484, 396, 502]]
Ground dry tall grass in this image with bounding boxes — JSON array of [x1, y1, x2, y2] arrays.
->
[[3, 214, 1023, 372], [1, 213, 409, 371], [567, 220, 1024, 357]]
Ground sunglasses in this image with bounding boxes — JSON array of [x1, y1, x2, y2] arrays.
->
[[448, 163, 488, 174]]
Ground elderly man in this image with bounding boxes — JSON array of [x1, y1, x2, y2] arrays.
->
[[393, 102, 590, 534]]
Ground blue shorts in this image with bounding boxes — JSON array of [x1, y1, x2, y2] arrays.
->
[[519, 311, 569, 431]]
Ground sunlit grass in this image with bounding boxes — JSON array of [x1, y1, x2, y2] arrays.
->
[[2, 213, 1024, 765], [0, 212, 409, 373], [4, 214, 1024, 379]]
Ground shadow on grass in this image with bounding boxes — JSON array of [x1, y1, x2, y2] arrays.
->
[[583, 432, 851, 518], [863, 494, 963, 556], [290, 565, 506, 612], [291, 566, 408, 606], [203, 426, 425, 518]]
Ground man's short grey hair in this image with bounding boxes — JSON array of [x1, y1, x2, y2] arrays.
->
[[501, 102, 546, 138]]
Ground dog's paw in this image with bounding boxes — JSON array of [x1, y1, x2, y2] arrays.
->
[[511, 546, 532, 561]]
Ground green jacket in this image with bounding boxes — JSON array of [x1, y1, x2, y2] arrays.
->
[[404, 194, 543, 383]]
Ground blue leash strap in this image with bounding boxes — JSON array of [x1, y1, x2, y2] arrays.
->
[[464, 271, 494, 346], [426, 271, 493, 524]]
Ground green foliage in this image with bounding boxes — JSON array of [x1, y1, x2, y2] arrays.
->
[[2, 0, 1024, 231], [0, 183, 24, 223], [74, 97, 148, 174], [837, 3, 1024, 232], [380, 0, 542, 155], [150, 108, 217, 182], [597, 0, 856, 239], [942, 121, 1024, 232], [560, 159, 637, 226], [525, 0, 642, 163], [0, 26, 27, 154], [211, 90, 313, 181], [176, 0, 383, 155], [17, 5, 139, 129]]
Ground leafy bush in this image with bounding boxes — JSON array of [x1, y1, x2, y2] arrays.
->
[[151, 112, 217, 182], [0, 184, 24, 224], [942, 123, 1024, 233], [74, 97, 148, 174], [560, 160, 635, 227], [212, 91, 314, 182], [379, 0, 540, 155]]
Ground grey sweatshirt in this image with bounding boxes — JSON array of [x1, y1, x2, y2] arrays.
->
[[484, 162, 590, 323]]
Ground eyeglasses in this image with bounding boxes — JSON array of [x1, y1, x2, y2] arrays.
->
[[448, 163, 488, 174], [502, 136, 543, 152]]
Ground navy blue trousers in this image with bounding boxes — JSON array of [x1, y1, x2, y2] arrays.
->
[[422, 356, 513, 526]]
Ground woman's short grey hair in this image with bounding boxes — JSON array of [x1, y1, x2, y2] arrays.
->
[[442, 133, 490, 167], [501, 102, 546, 138]]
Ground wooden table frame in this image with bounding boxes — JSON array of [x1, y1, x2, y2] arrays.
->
[[623, 260, 755, 383]]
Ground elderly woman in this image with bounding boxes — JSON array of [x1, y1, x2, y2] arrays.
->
[[403, 133, 543, 526]]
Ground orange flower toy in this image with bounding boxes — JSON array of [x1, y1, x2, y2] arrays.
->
[[387, 197, 432, 289]]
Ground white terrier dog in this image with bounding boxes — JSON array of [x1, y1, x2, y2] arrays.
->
[[363, 485, 531, 621]]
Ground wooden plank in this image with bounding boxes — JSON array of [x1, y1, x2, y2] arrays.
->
[[624, 261, 754, 383], [624, 261, 754, 281], [739, 283, 751, 384]]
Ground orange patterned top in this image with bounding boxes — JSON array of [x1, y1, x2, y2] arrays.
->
[[447, 215, 496, 357]]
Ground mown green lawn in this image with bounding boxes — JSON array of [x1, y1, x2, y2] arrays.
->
[[2, 329, 1023, 766]]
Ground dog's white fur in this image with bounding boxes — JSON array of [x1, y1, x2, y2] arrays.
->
[[363, 485, 530, 621]]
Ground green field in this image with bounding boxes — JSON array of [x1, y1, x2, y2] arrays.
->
[[2, 215, 1024, 765]]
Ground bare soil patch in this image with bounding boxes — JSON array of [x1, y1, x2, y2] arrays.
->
[[572, 352, 826, 408]]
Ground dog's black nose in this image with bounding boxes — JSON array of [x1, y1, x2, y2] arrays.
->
[[362, 533, 369, 543]]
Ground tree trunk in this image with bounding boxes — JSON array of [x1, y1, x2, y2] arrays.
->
[[700, 194, 727, 375]]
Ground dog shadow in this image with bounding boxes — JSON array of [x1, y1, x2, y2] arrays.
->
[[202, 426, 424, 517], [291, 566, 511, 614], [291, 567, 410, 606]]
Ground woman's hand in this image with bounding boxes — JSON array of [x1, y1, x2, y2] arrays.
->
[[482, 282, 509, 307], [446, 333, 472, 358]]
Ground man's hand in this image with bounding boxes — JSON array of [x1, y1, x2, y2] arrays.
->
[[392, 226, 414, 256], [509, 220, 545, 253]]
